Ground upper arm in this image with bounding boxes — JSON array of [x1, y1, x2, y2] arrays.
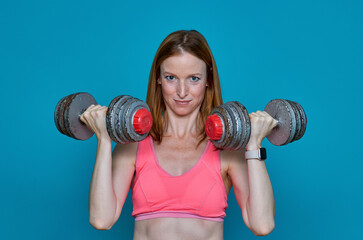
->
[[222, 149, 251, 228], [111, 142, 138, 224]]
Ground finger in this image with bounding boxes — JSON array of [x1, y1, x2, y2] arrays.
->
[[249, 113, 258, 118], [93, 105, 108, 113], [261, 111, 277, 124], [96, 106, 108, 116], [79, 113, 89, 124], [90, 104, 103, 110], [253, 111, 265, 117], [81, 105, 98, 119], [262, 111, 273, 118], [272, 117, 279, 126], [87, 105, 106, 115], [101, 106, 108, 113], [261, 111, 273, 121], [85, 104, 98, 112], [93, 105, 108, 111]]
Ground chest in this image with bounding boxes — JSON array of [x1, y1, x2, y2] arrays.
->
[[152, 138, 232, 194], [153, 139, 207, 176]]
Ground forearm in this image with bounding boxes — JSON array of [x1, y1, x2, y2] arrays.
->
[[245, 143, 275, 234], [89, 137, 116, 228]]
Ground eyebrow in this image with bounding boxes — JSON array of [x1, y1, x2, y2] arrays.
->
[[163, 71, 202, 76]]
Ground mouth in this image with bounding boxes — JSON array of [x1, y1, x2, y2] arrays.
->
[[174, 100, 192, 105]]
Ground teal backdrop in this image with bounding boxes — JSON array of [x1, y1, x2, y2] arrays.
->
[[1, 0, 362, 239]]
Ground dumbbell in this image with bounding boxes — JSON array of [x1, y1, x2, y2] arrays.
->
[[205, 99, 307, 150], [54, 92, 153, 144]]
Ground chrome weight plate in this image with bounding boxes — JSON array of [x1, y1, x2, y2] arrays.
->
[[54, 96, 68, 135], [228, 101, 251, 150], [106, 95, 124, 143], [63, 92, 97, 140], [109, 95, 133, 143], [124, 99, 151, 142], [264, 99, 296, 146], [209, 106, 232, 149], [225, 102, 251, 150], [287, 100, 301, 143], [111, 95, 134, 143], [221, 103, 238, 150], [292, 101, 307, 141], [117, 97, 141, 143], [60, 94, 76, 137]]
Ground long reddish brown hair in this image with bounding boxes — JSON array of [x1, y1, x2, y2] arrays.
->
[[146, 30, 223, 146]]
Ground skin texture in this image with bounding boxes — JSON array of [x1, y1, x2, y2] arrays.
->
[[81, 52, 277, 239]]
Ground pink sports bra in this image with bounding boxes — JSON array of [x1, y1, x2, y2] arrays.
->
[[131, 135, 228, 222]]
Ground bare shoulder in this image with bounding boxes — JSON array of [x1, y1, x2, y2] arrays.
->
[[111, 142, 138, 195], [218, 148, 246, 194], [220, 148, 246, 171], [112, 142, 138, 166], [220, 148, 248, 189]]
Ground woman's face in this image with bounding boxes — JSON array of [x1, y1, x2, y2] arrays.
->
[[158, 52, 208, 117]]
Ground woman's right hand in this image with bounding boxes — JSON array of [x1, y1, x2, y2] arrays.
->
[[80, 104, 111, 142]]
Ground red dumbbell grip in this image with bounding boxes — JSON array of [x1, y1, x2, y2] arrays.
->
[[205, 114, 223, 140], [133, 108, 153, 135]]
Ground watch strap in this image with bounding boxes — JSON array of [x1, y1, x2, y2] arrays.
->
[[245, 148, 267, 160]]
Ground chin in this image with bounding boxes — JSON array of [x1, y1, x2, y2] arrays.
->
[[173, 106, 200, 117], [171, 109, 189, 116]]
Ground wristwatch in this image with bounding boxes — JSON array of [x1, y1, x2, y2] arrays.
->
[[245, 148, 267, 160]]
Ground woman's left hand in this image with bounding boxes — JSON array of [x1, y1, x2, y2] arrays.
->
[[246, 111, 278, 150]]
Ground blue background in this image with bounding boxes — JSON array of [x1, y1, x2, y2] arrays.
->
[[1, 0, 362, 239]]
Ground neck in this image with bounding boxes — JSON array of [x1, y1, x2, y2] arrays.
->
[[163, 107, 202, 140]]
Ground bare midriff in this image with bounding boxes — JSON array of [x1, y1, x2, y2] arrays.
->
[[133, 217, 224, 240]]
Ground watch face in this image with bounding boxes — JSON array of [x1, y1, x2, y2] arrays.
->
[[260, 148, 267, 160]]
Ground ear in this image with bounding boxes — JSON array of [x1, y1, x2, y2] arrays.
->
[[157, 78, 161, 84]]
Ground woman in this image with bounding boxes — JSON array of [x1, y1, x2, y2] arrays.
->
[[81, 30, 277, 239]]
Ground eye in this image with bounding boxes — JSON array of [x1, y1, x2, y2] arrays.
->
[[191, 76, 200, 81], [165, 75, 175, 81]]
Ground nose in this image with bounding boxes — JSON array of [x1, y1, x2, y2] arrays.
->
[[177, 80, 189, 99]]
